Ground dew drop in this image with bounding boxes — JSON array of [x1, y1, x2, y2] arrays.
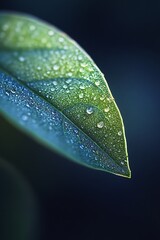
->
[[59, 37, 64, 42], [86, 107, 93, 115], [53, 65, 59, 70], [29, 25, 36, 31], [67, 72, 73, 77], [97, 121, 104, 128], [104, 107, 110, 113], [22, 115, 28, 121], [19, 56, 25, 62], [78, 55, 83, 61], [53, 81, 57, 86], [66, 79, 72, 84], [100, 95, 105, 100], [48, 30, 54, 36], [51, 88, 55, 92], [95, 81, 100, 86], [118, 131, 122, 136], [79, 93, 84, 99], [63, 85, 67, 89], [37, 66, 41, 70], [80, 85, 85, 90]]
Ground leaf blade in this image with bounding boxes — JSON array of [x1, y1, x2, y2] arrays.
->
[[0, 12, 131, 177]]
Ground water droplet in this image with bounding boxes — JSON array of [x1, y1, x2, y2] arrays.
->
[[51, 88, 55, 91], [19, 56, 25, 62], [100, 95, 105, 100], [118, 131, 122, 136], [80, 85, 85, 90], [29, 25, 36, 31], [86, 107, 93, 115], [53, 65, 59, 70], [95, 81, 100, 86], [79, 68, 84, 73], [79, 93, 84, 99], [59, 37, 64, 42], [67, 72, 72, 77], [22, 115, 28, 121], [63, 85, 67, 89], [66, 79, 72, 84], [80, 63, 87, 67], [121, 161, 124, 165], [37, 66, 41, 70], [48, 30, 54, 36], [53, 81, 57, 86], [104, 107, 110, 113], [97, 121, 104, 128], [78, 55, 83, 61]]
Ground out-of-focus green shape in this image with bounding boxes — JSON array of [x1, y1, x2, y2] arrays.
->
[[0, 158, 38, 240], [0, 12, 131, 177]]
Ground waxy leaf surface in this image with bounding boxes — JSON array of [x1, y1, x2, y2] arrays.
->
[[0, 13, 131, 177]]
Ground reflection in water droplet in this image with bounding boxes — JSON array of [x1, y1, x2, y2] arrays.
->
[[86, 107, 93, 115], [97, 121, 104, 128]]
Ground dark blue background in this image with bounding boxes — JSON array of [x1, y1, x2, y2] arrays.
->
[[0, 0, 160, 239]]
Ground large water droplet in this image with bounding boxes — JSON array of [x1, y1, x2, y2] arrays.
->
[[86, 107, 93, 115]]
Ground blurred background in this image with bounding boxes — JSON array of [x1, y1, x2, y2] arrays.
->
[[0, 0, 160, 239]]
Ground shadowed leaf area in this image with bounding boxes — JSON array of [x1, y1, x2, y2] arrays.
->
[[0, 13, 131, 177]]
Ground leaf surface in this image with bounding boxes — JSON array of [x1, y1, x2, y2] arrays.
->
[[0, 13, 131, 177]]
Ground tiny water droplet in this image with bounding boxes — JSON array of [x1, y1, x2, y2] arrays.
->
[[29, 25, 36, 31], [48, 30, 54, 36], [86, 107, 93, 115], [22, 115, 28, 121], [80, 85, 85, 90], [118, 131, 122, 136], [97, 121, 104, 128], [100, 95, 105, 100], [79, 93, 84, 99], [53, 65, 59, 70], [95, 81, 100, 86], [59, 37, 64, 42], [53, 81, 57, 86], [19, 56, 25, 62], [37, 66, 41, 70], [63, 85, 67, 89], [66, 79, 72, 84], [104, 107, 110, 113], [78, 55, 83, 61], [67, 72, 72, 77]]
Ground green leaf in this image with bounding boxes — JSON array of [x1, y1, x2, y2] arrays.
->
[[0, 12, 131, 178]]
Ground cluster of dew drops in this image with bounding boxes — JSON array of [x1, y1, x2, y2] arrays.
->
[[0, 20, 124, 157]]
